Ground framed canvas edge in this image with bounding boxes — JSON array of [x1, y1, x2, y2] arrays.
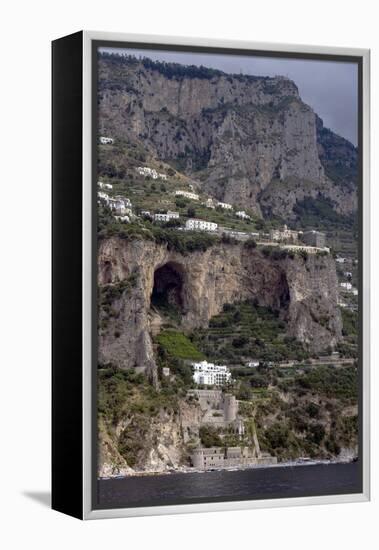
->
[[81, 30, 370, 520]]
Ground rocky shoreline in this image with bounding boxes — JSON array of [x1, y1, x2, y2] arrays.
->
[[99, 456, 357, 480]]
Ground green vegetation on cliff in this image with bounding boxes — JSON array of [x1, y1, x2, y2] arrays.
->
[[293, 196, 355, 231], [251, 365, 358, 460], [156, 330, 205, 361], [294, 365, 358, 401], [337, 307, 358, 358], [98, 365, 178, 424]]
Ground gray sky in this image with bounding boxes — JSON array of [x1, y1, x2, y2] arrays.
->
[[100, 47, 358, 146]]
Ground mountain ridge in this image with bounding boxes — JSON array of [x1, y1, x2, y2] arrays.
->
[[98, 52, 357, 219]]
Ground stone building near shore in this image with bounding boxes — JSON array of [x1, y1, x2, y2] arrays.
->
[[190, 446, 277, 470], [186, 389, 277, 470]]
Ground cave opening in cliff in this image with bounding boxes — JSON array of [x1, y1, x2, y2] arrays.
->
[[151, 262, 185, 316]]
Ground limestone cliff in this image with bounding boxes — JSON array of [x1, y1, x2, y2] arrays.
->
[[98, 53, 357, 217], [98, 392, 203, 476], [98, 237, 342, 376]]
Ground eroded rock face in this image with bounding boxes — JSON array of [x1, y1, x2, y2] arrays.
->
[[98, 400, 203, 476], [98, 56, 357, 217], [284, 255, 343, 351], [98, 416, 134, 478], [97, 238, 342, 374]]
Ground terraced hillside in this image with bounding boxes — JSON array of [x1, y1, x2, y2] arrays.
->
[[192, 301, 310, 365]]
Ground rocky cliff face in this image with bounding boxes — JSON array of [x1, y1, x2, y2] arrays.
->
[[98, 54, 357, 217], [98, 237, 342, 377], [98, 393, 202, 477]]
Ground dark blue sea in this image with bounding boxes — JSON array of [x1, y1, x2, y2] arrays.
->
[[97, 462, 361, 509]]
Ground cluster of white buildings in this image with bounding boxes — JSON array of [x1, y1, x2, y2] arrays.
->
[[192, 361, 232, 386], [97, 183, 133, 222], [111, 196, 132, 214], [153, 211, 179, 222], [136, 166, 167, 180], [175, 190, 199, 201], [202, 197, 234, 211], [185, 218, 218, 232], [99, 136, 114, 145]]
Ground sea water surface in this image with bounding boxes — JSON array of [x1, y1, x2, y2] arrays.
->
[[97, 462, 361, 509]]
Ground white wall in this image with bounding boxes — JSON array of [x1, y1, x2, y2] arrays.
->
[[1, 1, 377, 549]]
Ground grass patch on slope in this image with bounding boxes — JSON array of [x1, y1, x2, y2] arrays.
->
[[156, 330, 205, 361]]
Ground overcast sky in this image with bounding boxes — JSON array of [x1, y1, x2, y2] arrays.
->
[[100, 47, 358, 146]]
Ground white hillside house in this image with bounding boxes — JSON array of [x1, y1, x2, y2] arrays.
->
[[235, 210, 250, 220], [99, 136, 114, 145], [115, 195, 131, 208], [97, 191, 110, 204], [109, 196, 132, 216], [192, 360, 231, 386], [185, 219, 218, 232], [136, 166, 167, 180], [114, 215, 130, 223], [98, 181, 113, 190], [175, 190, 199, 201], [204, 198, 216, 209], [340, 282, 352, 291], [217, 201, 233, 210], [153, 211, 180, 222]]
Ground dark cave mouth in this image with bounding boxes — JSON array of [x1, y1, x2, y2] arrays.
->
[[151, 262, 185, 315]]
